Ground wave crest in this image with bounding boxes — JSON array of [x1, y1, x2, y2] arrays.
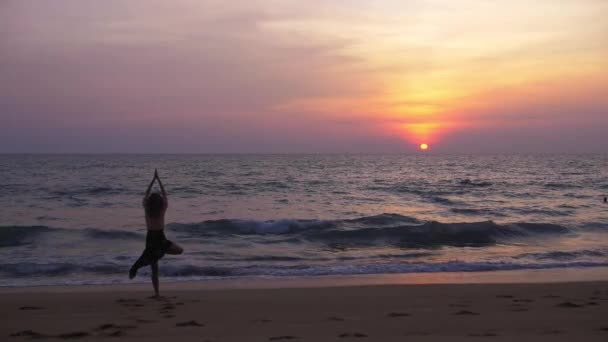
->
[[169, 214, 571, 248], [1, 215, 573, 251], [0, 226, 57, 247]]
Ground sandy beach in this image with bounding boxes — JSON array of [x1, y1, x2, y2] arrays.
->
[[3, 280, 608, 341]]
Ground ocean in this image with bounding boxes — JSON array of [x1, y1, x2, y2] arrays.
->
[[1, 154, 607, 287]]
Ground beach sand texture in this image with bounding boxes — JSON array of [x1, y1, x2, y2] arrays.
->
[[3, 281, 608, 341]]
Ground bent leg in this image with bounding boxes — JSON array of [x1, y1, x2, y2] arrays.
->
[[166, 241, 183, 255], [129, 250, 152, 279]]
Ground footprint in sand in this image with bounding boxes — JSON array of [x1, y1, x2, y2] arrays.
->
[[9, 330, 90, 339], [254, 318, 273, 323], [134, 318, 156, 324], [540, 329, 563, 335], [116, 298, 139, 304], [543, 294, 560, 299], [269, 336, 296, 341], [176, 320, 204, 327], [468, 332, 499, 337], [95, 323, 136, 331], [404, 331, 431, 336], [18, 306, 43, 310], [454, 310, 480, 316], [508, 306, 530, 312], [97, 324, 118, 331], [56, 331, 90, 339], [387, 312, 410, 318], [9, 330, 47, 338], [338, 332, 368, 338], [556, 301, 584, 308], [512, 299, 534, 303], [116, 299, 144, 309]]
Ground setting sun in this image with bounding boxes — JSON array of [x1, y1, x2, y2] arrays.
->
[[420, 143, 429, 151]]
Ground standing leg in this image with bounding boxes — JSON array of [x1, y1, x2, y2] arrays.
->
[[151, 260, 160, 298]]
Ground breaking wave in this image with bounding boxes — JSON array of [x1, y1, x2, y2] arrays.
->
[[1, 214, 603, 287], [167, 214, 570, 248], [1, 214, 572, 249]]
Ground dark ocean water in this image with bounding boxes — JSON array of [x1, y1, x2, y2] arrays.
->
[[1, 154, 607, 286]]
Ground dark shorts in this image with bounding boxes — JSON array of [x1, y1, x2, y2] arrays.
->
[[140, 230, 173, 263]]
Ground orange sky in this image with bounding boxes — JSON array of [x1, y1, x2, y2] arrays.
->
[[1, 0, 607, 152], [267, 0, 608, 147]]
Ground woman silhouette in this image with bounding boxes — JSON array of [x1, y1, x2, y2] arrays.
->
[[129, 169, 183, 298]]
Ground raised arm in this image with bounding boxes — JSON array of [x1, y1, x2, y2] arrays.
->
[[143, 171, 157, 206], [156, 169, 168, 209]]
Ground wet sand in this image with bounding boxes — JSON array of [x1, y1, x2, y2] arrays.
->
[[2, 281, 608, 341]]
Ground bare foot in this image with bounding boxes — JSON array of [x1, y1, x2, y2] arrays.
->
[[338, 332, 368, 338]]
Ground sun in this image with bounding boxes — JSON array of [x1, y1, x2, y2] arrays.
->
[[419, 143, 429, 151]]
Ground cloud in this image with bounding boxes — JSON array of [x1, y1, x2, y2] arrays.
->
[[1, 0, 607, 152]]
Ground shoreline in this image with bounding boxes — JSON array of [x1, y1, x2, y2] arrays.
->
[[3, 266, 608, 293]]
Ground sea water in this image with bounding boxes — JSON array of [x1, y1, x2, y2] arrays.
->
[[1, 154, 607, 286]]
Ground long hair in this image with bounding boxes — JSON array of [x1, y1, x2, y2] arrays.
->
[[145, 193, 165, 218]]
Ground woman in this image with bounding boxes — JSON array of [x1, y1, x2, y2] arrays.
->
[[130, 169, 183, 298]]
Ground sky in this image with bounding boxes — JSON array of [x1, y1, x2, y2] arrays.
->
[[1, 0, 607, 153]]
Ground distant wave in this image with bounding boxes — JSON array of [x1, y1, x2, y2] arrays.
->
[[459, 179, 493, 187], [0, 226, 143, 248], [0, 226, 58, 247], [49, 186, 125, 197], [366, 178, 495, 198], [429, 196, 456, 205], [449, 208, 506, 217], [543, 182, 581, 189], [0, 262, 125, 277]]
